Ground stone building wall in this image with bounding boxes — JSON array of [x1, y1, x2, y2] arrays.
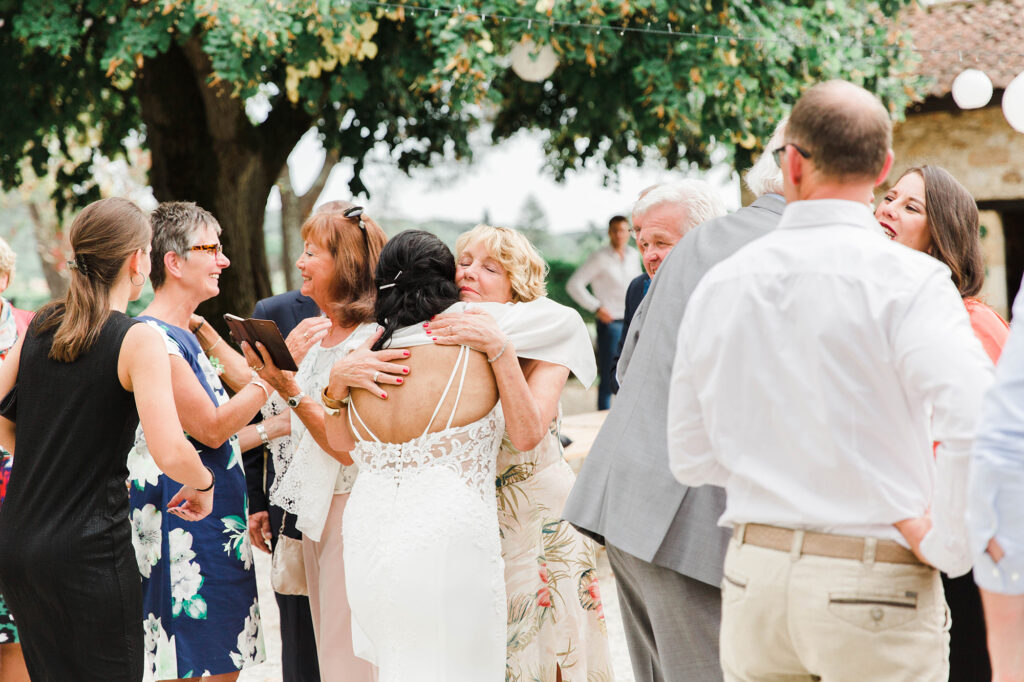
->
[[888, 106, 1024, 202]]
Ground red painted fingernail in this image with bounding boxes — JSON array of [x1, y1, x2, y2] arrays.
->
[[403, 367, 409, 374], [381, 392, 387, 398], [403, 351, 410, 357], [432, 337, 437, 341], [396, 378, 403, 384], [423, 323, 429, 328]]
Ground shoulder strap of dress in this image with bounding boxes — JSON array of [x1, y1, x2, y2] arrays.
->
[[421, 345, 469, 437], [444, 346, 471, 431], [348, 398, 381, 442]]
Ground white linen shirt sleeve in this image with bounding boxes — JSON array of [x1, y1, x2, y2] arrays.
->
[[566, 252, 602, 314], [667, 291, 729, 488], [969, 288, 1024, 594], [892, 267, 994, 577]]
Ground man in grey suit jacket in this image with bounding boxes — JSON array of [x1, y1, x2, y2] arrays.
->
[[563, 122, 788, 682]]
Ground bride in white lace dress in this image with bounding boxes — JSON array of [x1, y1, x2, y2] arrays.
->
[[322, 231, 593, 681]]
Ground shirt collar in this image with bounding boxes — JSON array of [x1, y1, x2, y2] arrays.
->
[[777, 199, 885, 237]]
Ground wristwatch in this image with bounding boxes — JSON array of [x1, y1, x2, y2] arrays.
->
[[286, 391, 306, 409], [321, 386, 350, 416]]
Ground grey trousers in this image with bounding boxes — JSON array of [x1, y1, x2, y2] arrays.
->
[[607, 543, 723, 682]]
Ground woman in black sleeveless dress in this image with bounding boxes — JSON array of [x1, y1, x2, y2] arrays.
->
[[0, 198, 220, 681]]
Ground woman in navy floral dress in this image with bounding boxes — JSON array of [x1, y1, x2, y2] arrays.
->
[[126, 202, 273, 681]]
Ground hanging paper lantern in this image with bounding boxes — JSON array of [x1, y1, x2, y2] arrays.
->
[[951, 69, 993, 110], [510, 40, 558, 82], [1003, 71, 1024, 133]]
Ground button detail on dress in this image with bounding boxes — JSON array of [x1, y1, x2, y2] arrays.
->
[[993, 568, 1001, 578], [1012, 572, 1021, 582], [870, 607, 884, 622]]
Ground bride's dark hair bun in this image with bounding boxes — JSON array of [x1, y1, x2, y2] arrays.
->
[[373, 230, 460, 350]]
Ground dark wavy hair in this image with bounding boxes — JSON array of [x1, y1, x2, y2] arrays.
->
[[372, 230, 460, 350]]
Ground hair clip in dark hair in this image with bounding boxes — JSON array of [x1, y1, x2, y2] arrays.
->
[[67, 254, 91, 277], [378, 270, 402, 291]]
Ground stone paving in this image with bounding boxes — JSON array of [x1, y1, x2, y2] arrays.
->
[[239, 546, 636, 681]]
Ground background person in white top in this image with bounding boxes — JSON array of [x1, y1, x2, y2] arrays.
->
[[567, 216, 641, 409], [667, 80, 993, 682]]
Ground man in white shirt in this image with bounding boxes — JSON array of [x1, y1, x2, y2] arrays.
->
[[567, 216, 641, 409], [667, 80, 993, 681]]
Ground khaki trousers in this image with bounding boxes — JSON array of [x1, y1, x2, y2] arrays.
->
[[720, 536, 950, 682], [302, 493, 378, 682]]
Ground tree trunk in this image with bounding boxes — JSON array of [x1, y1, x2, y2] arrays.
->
[[135, 39, 311, 332], [276, 169, 299, 291], [277, 152, 337, 291], [26, 202, 69, 299]]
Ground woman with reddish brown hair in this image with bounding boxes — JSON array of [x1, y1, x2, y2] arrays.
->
[[249, 203, 393, 681]]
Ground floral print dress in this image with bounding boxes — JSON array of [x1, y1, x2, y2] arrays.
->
[[127, 318, 264, 680], [498, 416, 613, 682], [0, 299, 27, 646], [0, 448, 15, 645]]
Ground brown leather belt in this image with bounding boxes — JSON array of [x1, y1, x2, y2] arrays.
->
[[735, 523, 923, 566]]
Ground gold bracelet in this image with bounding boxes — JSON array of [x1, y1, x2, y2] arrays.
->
[[321, 386, 350, 410], [204, 336, 222, 354]]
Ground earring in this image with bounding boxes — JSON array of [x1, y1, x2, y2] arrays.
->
[[130, 272, 145, 287]]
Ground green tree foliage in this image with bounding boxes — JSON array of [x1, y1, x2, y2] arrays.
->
[[0, 0, 922, 321]]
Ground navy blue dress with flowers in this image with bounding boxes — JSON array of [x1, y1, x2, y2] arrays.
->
[[127, 317, 264, 680]]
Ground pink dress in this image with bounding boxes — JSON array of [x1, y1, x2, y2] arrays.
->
[[964, 297, 1008, 363]]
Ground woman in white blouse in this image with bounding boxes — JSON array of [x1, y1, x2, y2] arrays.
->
[[247, 203, 399, 681]]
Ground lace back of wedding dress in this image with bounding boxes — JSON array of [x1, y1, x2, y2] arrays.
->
[[348, 345, 502, 501], [343, 344, 508, 681]]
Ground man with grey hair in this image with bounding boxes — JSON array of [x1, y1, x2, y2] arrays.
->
[[564, 122, 787, 682], [611, 180, 726, 393]]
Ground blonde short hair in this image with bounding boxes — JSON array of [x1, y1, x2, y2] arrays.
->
[[0, 238, 15, 280], [455, 224, 547, 303]]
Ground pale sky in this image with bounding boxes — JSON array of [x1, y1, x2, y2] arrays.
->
[[274, 127, 742, 233]]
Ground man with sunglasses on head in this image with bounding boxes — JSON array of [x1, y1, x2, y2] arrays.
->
[[667, 80, 992, 680]]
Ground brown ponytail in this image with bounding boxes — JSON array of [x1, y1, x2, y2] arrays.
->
[[36, 198, 152, 362]]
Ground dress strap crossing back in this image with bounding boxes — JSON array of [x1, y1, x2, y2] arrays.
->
[[348, 394, 382, 443], [421, 345, 470, 437], [348, 344, 472, 442]]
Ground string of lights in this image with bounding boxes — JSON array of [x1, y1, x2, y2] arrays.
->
[[342, 0, 1024, 61]]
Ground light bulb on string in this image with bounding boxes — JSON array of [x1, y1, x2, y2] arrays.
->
[[951, 69, 993, 110], [1002, 71, 1024, 133], [509, 39, 558, 82]]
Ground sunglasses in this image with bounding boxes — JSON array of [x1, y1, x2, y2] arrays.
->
[[344, 205, 374, 284], [188, 243, 224, 254], [771, 143, 812, 168]]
